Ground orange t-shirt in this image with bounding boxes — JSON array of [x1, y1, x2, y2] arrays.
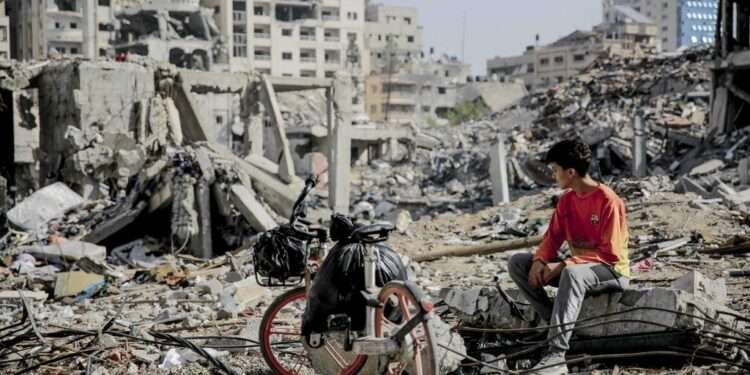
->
[[533, 184, 630, 277]]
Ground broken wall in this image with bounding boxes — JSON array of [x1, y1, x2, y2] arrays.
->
[[37, 61, 155, 181]]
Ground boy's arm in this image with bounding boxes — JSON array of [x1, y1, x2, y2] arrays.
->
[[533, 202, 565, 263]]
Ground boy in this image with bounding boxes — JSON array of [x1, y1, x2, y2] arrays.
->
[[508, 139, 630, 375]]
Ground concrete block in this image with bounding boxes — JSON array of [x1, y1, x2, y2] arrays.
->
[[54, 271, 104, 298], [229, 184, 277, 232], [7, 182, 86, 232], [671, 270, 727, 306], [575, 287, 745, 338], [231, 278, 271, 310], [440, 287, 535, 329], [23, 240, 107, 263]]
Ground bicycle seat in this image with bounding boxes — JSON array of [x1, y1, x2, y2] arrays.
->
[[350, 223, 395, 244]]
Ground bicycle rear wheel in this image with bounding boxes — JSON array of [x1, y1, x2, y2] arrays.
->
[[259, 287, 367, 374]]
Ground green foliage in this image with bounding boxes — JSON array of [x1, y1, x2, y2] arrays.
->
[[446, 101, 485, 126]]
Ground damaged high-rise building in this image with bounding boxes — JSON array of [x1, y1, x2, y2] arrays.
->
[[6, 0, 113, 60]]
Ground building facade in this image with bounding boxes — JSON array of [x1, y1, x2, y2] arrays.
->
[[364, 2, 423, 74], [8, 0, 101, 60], [0, 5, 10, 59], [204, 0, 369, 77], [603, 0, 718, 51], [7, 0, 47, 60], [365, 56, 469, 124]]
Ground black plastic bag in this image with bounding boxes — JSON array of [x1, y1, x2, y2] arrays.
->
[[302, 241, 407, 335], [253, 224, 308, 284]]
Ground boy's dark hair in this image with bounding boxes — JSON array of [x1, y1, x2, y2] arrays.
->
[[544, 139, 592, 177]]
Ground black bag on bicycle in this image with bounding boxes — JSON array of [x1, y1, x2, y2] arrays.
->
[[302, 239, 407, 335], [253, 224, 308, 285]]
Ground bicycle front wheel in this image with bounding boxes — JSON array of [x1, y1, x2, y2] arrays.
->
[[375, 281, 440, 375]]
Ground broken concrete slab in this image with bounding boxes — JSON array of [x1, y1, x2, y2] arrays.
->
[[229, 184, 276, 232], [54, 271, 105, 298], [0, 290, 48, 301], [7, 182, 86, 232], [689, 159, 725, 176], [671, 270, 727, 306], [21, 241, 107, 263], [575, 287, 745, 337]]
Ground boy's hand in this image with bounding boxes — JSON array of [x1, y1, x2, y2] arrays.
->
[[528, 260, 546, 288], [542, 262, 565, 284]]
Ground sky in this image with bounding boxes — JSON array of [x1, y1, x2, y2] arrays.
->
[[378, 0, 604, 75]]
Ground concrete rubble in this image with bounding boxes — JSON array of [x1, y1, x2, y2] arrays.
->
[[1, 39, 750, 375]]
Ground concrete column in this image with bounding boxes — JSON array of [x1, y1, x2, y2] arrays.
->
[[632, 113, 648, 178], [740, 158, 750, 186], [329, 75, 352, 214], [81, 0, 97, 60], [489, 134, 510, 205], [191, 179, 213, 259], [388, 137, 398, 161], [248, 111, 265, 156]]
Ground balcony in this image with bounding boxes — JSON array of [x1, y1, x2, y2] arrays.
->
[[300, 34, 316, 41], [254, 32, 270, 39], [300, 56, 316, 63], [48, 29, 83, 43]]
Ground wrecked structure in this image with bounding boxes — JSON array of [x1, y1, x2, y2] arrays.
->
[[113, 0, 228, 71], [0, 57, 370, 259]]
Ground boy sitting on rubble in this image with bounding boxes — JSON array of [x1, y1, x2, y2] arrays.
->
[[508, 139, 630, 375]]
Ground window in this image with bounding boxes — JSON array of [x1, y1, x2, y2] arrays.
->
[[216, 115, 224, 125], [438, 87, 447, 94], [55, 22, 61, 29], [97, 0, 110, 5], [661, 25, 668, 31], [70, 47, 78, 54], [573, 54, 585, 62], [407, 35, 414, 43], [421, 106, 430, 113], [0, 26, 6, 41], [254, 6, 264, 15], [282, 29, 292, 36], [527, 63, 534, 73], [539, 58, 549, 66], [233, 1, 245, 11], [282, 52, 293, 60], [444, 70, 449, 77], [70, 22, 77, 29], [554, 56, 564, 63], [404, 17, 412, 25], [233, 46, 247, 57], [325, 71, 335, 78], [378, 34, 382, 41]]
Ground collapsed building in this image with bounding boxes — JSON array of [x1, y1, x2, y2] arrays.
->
[[113, 0, 228, 71], [0, 58, 345, 257]]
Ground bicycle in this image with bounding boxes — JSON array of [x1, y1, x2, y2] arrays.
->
[[256, 175, 439, 375]]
